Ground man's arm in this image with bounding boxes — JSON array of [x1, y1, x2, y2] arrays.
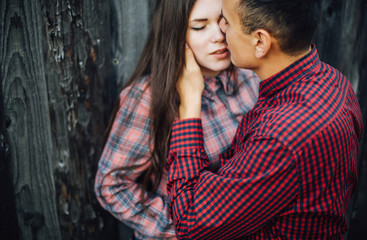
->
[[166, 119, 299, 239]]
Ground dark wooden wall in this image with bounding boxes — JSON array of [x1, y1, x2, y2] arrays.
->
[[0, 0, 366, 239], [0, 0, 112, 239]]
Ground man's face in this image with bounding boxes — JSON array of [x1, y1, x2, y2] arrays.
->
[[220, 0, 257, 69]]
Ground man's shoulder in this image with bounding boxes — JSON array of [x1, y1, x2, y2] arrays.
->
[[251, 77, 353, 150]]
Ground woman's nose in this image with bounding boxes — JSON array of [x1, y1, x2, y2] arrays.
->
[[211, 24, 225, 43]]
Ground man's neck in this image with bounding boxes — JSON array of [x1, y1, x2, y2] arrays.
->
[[255, 47, 311, 81]]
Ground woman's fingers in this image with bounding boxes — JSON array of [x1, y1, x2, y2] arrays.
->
[[184, 47, 201, 73], [177, 48, 204, 97], [177, 46, 204, 119]]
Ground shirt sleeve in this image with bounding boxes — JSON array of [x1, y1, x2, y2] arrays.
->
[[166, 119, 299, 239], [94, 88, 176, 239]]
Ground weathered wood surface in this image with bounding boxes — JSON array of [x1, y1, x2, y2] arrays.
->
[[1, 0, 112, 239], [1, 0, 61, 239], [111, 0, 156, 91], [314, 0, 363, 90], [0, 65, 19, 238]]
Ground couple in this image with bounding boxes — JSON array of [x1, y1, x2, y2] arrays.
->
[[95, 0, 362, 239]]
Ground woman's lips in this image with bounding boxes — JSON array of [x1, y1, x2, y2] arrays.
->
[[211, 48, 229, 59]]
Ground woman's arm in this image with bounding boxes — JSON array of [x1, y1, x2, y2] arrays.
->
[[94, 84, 176, 239]]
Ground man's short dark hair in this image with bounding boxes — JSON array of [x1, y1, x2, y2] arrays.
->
[[237, 0, 321, 55]]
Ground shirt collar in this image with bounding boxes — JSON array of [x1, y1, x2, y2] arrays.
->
[[259, 44, 321, 99], [203, 70, 236, 99]]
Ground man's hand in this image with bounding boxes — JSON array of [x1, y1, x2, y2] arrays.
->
[[177, 46, 204, 119]]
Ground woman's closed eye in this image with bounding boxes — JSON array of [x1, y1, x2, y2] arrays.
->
[[191, 26, 206, 31]]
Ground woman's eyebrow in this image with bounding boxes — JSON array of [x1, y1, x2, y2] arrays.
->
[[190, 18, 208, 22]]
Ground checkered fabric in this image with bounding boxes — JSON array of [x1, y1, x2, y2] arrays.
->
[[166, 45, 363, 239], [95, 68, 259, 240]]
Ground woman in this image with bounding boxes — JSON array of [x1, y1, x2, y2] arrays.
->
[[94, 0, 259, 239]]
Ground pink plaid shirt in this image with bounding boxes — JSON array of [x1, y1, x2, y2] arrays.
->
[[94, 68, 259, 240]]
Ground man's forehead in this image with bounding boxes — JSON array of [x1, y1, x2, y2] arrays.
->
[[222, 0, 239, 17], [222, 0, 239, 12]]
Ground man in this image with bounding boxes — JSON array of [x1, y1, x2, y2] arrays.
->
[[166, 0, 363, 239]]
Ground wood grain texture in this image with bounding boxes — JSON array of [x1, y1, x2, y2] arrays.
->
[[40, 0, 112, 238], [0, 66, 19, 239], [0, 0, 60, 239], [111, 0, 157, 90], [1, 0, 112, 239], [314, 0, 363, 90]]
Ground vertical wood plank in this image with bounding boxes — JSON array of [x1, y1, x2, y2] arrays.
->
[[0, 56, 19, 239], [0, 0, 61, 239], [39, 0, 112, 238], [1, 0, 112, 238], [111, 0, 157, 90], [314, 0, 363, 90]]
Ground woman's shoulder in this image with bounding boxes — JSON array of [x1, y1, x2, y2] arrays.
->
[[119, 75, 152, 106]]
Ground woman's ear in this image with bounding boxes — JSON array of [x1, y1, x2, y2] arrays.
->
[[253, 29, 271, 59]]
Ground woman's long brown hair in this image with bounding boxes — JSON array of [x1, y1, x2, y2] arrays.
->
[[103, 0, 197, 204]]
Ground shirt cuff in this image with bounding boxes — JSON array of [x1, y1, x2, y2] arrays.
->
[[169, 118, 204, 152]]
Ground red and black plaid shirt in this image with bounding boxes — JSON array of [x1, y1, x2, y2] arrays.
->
[[166, 45, 363, 239]]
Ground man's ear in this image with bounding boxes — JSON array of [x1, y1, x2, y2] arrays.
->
[[252, 29, 271, 59]]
